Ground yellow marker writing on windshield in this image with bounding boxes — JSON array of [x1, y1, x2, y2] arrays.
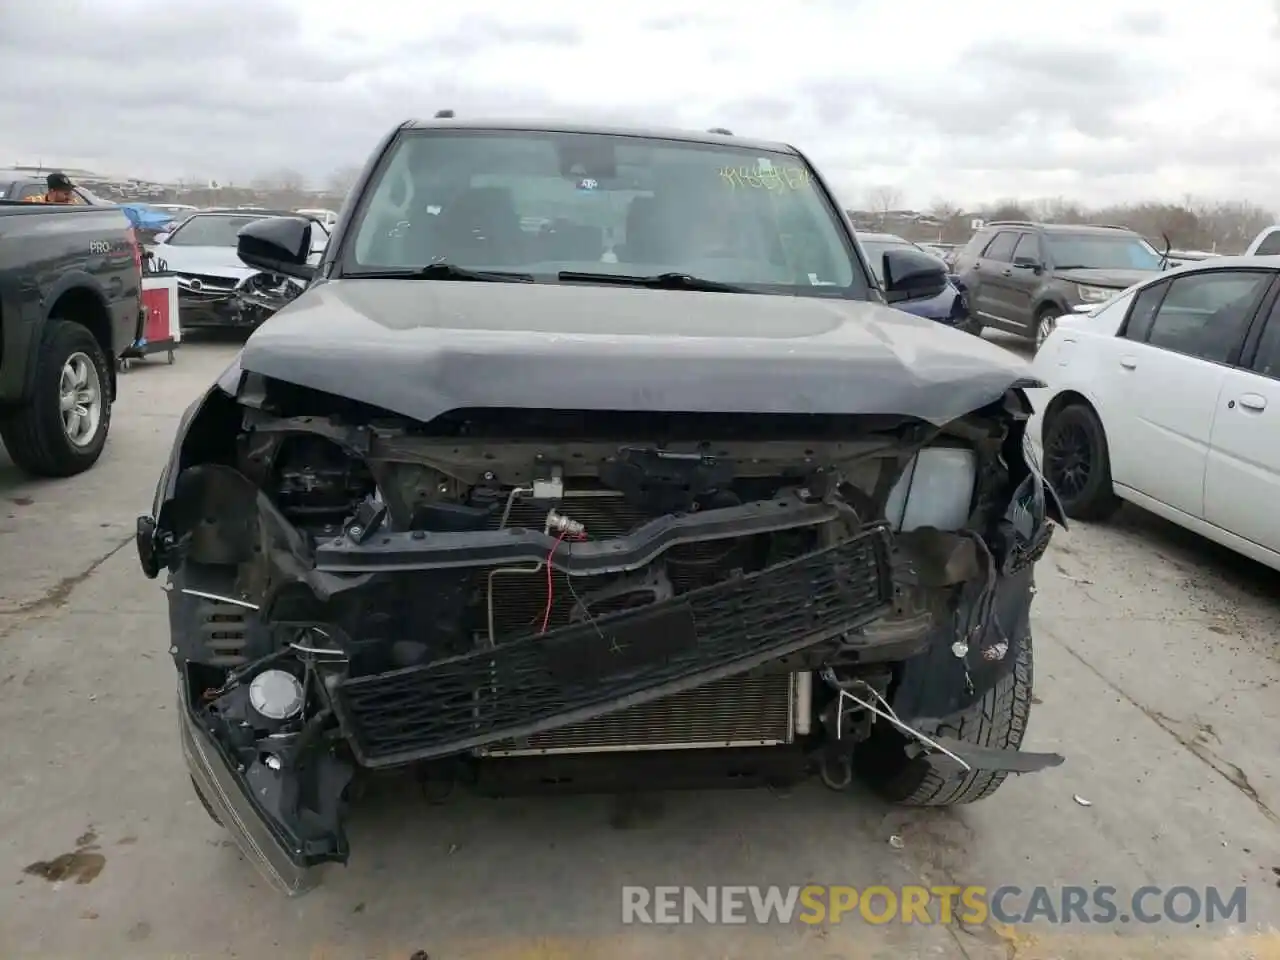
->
[[718, 165, 811, 190]]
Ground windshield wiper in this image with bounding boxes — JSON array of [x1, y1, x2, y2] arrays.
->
[[346, 262, 533, 282], [557, 270, 749, 293]]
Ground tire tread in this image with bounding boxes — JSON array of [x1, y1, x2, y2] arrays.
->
[[896, 639, 1032, 805], [0, 319, 112, 478]]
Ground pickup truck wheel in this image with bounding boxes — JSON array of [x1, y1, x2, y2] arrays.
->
[[1042, 402, 1121, 521], [0, 320, 112, 478], [855, 634, 1032, 806]]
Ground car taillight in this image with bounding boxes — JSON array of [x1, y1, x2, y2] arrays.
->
[[126, 227, 142, 275]]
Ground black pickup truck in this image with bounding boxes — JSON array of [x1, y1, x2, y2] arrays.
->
[[0, 202, 144, 476]]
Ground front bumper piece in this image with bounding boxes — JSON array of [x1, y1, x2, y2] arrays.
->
[[179, 682, 344, 895], [178, 523, 897, 891]]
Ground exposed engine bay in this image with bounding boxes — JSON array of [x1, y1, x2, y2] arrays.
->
[[140, 373, 1065, 894]]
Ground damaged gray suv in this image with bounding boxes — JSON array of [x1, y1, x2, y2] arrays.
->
[[136, 118, 1065, 894]]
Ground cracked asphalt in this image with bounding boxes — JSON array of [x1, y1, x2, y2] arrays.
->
[[0, 334, 1277, 959]]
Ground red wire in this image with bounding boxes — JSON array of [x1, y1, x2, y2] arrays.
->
[[539, 529, 587, 634]]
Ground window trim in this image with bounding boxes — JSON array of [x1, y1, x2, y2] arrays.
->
[[1011, 232, 1041, 264], [1237, 275, 1280, 379], [1116, 267, 1276, 368], [980, 230, 1020, 263], [1116, 277, 1170, 340], [963, 228, 994, 257]]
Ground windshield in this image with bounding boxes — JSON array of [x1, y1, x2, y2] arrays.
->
[[168, 214, 266, 247], [1047, 234, 1163, 271], [344, 129, 864, 296]]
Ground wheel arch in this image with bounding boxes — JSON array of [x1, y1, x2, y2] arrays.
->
[[1034, 296, 1068, 319], [43, 284, 115, 401], [1042, 388, 1098, 428]]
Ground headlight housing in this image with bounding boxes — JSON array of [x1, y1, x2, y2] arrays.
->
[[883, 447, 977, 532], [241, 272, 302, 301], [1075, 283, 1116, 304]]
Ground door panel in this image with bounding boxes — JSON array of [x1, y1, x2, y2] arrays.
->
[[973, 231, 1022, 328], [1205, 297, 1280, 551], [1107, 269, 1272, 518], [1108, 348, 1226, 517], [1004, 233, 1043, 333]]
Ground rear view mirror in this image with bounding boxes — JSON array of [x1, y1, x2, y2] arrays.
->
[[1012, 256, 1041, 271], [237, 216, 317, 282], [882, 248, 947, 304]]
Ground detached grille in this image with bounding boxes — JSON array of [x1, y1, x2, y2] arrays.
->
[[481, 673, 796, 756], [178, 272, 238, 289], [332, 526, 892, 767]]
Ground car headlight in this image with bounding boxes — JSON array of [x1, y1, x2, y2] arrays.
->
[[883, 447, 977, 533], [242, 272, 300, 299], [1076, 283, 1116, 304]]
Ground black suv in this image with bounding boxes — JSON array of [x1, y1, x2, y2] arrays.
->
[[953, 221, 1166, 348]]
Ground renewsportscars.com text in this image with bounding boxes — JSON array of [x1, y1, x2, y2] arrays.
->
[[621, 884, 1248, 926]]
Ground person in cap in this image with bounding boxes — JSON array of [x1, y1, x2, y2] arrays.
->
[[44, 171, 76, 203]]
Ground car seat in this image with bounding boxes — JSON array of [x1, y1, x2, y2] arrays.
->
[[434, 186, 524, 265], [619, 197, 662, 263]]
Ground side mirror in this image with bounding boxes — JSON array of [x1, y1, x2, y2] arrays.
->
[[882, 248, 947, 304], [153, 233, 170, 244], [237, 216, 317, 282], [1012, 256, 1042, 272]]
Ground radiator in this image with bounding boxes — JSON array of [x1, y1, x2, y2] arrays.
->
[[479, 672, 801, 757]]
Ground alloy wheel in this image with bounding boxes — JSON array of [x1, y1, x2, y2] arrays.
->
[[59, 351, 103, 448], [1044, 420, 1091, 500], [1035, 312, 1060, 349]]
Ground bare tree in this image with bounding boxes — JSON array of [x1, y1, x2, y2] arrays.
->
[[983, 199, 1033, 223], [834, 193, 1275, 254], [1029, 197, 1086, 224], [928, 199, 962, 222], [272, 168, 308, 193], [865, 185, 903, 227], [927, 199, 970, 242], [324, 164, 362, 200]]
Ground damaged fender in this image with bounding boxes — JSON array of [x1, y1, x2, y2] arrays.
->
[[887, 423, 1065, 772]]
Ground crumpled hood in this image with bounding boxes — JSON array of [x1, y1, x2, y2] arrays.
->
[[236, 279, 1034, 427], [154, 245, 258, 281], [1054, 267, 1158, 290]]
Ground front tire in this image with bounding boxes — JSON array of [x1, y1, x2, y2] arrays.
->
[[856, 634, 1033, 806], [1042, 402, 1121, 520], [0, 320, 112, 478]]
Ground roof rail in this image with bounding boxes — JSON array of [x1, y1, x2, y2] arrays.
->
[[1092, 223, 1132, 231], [707, 127, 733, 136], [434, 109, 455, 119], [986, 220, 1037, 227]]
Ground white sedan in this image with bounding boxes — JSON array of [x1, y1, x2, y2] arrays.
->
[[1026, 255, 1280, 571]]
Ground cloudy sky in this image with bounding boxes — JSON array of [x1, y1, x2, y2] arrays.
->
[[1, 0, 1278, 210]]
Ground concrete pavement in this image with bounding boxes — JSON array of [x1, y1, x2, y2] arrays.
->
[[1, 339, 1277, 959]]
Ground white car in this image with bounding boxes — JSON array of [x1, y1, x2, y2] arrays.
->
[[1027, 256, 1280, 571], [149, 210, 329, 328]]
